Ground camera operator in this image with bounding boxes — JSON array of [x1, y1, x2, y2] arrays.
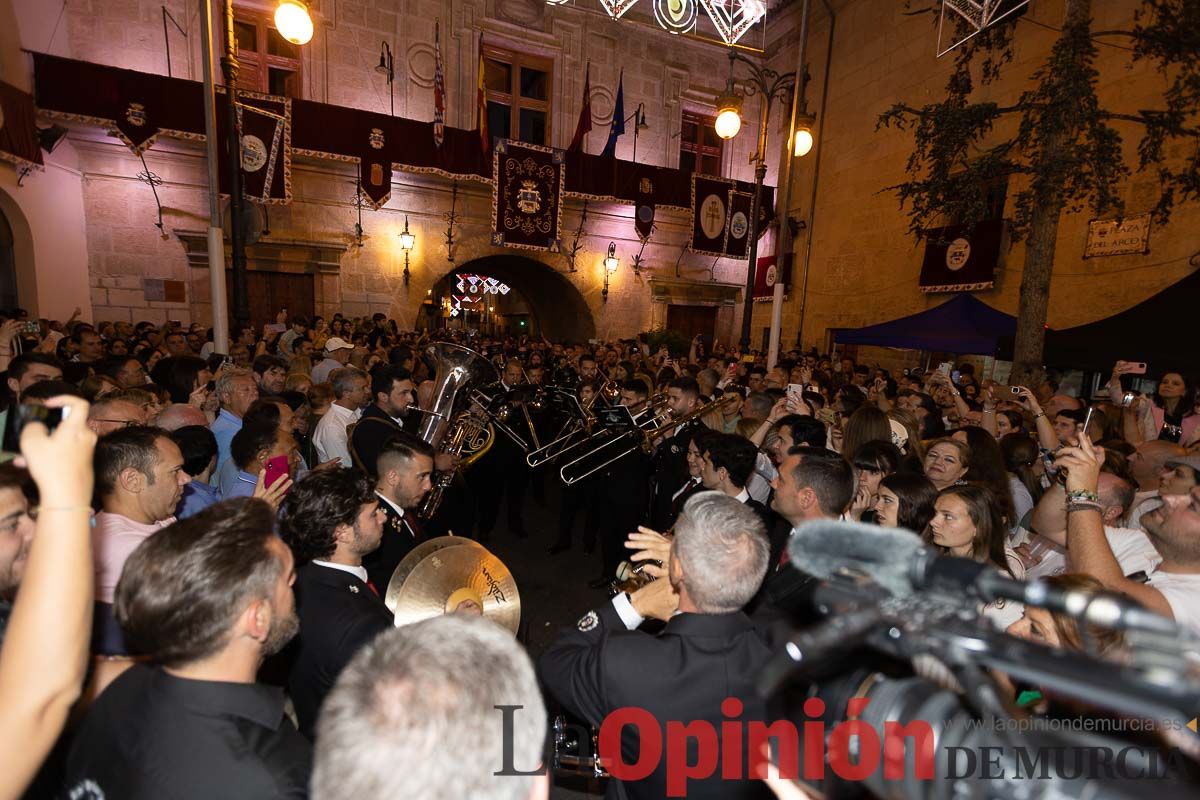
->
[[1055, 436, 1200, 634], [540, 492, 773, 800]]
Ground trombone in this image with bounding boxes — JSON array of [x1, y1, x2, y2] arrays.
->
[[558, 393, 738, 486], [524, 382, 619, 468]]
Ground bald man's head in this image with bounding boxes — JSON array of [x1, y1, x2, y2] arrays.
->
[[1134, 440, 1188, 492], [156, 403, 210, 431]]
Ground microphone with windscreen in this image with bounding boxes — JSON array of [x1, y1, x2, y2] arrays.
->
[[787, 519, 1182, 636]]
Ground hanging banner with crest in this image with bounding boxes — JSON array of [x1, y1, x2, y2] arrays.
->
[[689, 174, 736, 257], [491, 139, 564, 252], [217, 90, 292, 204]]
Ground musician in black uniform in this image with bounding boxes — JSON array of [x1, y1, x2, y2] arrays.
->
[[541, 492, 775, 800], [349, 364, 413, 478], [279, 469, 393, 739], [648, 376, 705, 531], [472, 359, 530, 540], [363, 434, 435, 592], [550, 378, 603, 554], [698, 432, 777, 530], [589, 378, 654, 589], [669, 428, 714, 523]]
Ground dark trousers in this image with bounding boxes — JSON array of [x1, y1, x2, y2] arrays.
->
[[555, 477, 602, 550], [472, 444, 529, 537], [598, 494, 646, 581]]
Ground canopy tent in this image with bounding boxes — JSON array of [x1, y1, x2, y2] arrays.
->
[[833, 294, 1017, 356], [1043, 267, 1200, 374]]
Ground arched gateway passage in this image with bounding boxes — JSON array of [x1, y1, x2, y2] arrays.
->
[[429, 254, 596, 342]]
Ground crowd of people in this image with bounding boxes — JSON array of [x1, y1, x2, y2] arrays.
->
[[0, 306, 1196, 799]]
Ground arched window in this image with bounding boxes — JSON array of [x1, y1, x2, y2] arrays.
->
[[0, 206, 18, 311]]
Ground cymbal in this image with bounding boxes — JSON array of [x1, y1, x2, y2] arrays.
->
[[385, 538, 520, 634], [384, 535, 488, 612]]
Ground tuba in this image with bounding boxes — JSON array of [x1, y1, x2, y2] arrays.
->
[[416, 342, 499, 519]]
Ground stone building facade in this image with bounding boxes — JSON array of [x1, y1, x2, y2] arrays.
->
[[0, 0, 1195, 355]]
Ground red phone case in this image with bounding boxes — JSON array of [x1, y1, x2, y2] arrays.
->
[[264, 456, 290, 490]]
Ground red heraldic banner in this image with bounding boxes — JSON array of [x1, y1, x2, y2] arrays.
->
[[0, 81, 41, 170], [491, 140, 564, 252]]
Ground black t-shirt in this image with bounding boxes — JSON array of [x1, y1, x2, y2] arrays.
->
[[64, 665, 311, 799]]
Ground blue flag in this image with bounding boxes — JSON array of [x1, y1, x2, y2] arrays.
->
[[601, 71, 624, 158]]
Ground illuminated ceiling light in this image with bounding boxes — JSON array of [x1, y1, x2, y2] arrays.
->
[[700, 0, 767, 46], [599, 0, 642, 19], [274, 0, 314, 45], [793, 113, 815, 157], [653, 0, 697, 34]]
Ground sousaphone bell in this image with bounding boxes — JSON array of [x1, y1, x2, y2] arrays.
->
[[384, 536, 521, 635]]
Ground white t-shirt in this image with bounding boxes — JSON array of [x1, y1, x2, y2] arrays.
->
[[1147, 569, 1200, 636], [1026, 526, 1162, 581]]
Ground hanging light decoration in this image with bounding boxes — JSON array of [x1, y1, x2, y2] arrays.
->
[[653, 0, 697, 34], [599, 0, 642, 18], [699, 0, 766, 45], [793, 112, 816, 157]]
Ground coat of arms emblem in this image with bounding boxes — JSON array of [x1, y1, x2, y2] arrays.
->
[[125, 102, 147, 127], [517, 180, 542, 214], [369, 127, 385, 150]]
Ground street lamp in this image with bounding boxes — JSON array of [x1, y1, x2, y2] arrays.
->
[[375, 41, 394, 117], [399, 215, 415, 286], [274, 0, 313, 44], [714, 49, 796, 352], [602, 242, 619, 303], [793, 112, 815, 157], [203, 0, 314, 339]]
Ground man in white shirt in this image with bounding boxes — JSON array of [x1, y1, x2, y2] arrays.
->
[[313, 367, 368, 468], [311, 338, 354, 385], [1023, 472, 1160, 580], [1057, 438, 1200, 635]]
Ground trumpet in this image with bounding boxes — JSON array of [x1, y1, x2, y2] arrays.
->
[[558, 393, 739, 485]]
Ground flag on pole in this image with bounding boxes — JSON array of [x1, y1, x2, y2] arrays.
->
[[433, 21, 445, 148], [476, 41, 489, 152], [568, 62, 592, 153], [601, 70, 624, 159]]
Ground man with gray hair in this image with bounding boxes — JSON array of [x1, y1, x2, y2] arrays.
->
[[313, 366, 368, 468], [541, 491, 774, 800], [313, 615, 547, 800]]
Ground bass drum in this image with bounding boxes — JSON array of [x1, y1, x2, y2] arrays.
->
[[551, 711, 609, 779]]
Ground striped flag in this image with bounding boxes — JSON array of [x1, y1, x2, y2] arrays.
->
[[433, 22, 445, 148], [568, 62, 592, 152], [476, 41, 489, 153]]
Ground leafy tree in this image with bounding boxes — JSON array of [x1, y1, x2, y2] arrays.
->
[[878, 0, 1200, 382]]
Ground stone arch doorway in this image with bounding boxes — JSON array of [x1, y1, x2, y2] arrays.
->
[[429, 255, 596, 341]]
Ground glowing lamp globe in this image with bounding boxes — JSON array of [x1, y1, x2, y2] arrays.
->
[[275, 1, 314, 45], [714, 103, 742, 140], [793, 128, 814, 157]]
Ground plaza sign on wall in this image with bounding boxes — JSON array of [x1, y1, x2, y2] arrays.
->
[[548, 0, 766, 44], [1084, 213, 1152, 258]]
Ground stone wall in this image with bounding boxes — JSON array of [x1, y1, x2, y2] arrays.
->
[[7, 0, 804, 333], [757, 0, 1200, 351]]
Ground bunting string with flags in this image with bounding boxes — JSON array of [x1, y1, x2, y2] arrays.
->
[[568, 63, 592, 153], [433, 21, 445, 149]]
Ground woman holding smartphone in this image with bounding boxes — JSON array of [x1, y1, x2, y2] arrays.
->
[[1108, 362, 1199, 445]]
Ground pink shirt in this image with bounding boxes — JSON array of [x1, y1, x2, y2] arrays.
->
[[92, 512, 175, 603]]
